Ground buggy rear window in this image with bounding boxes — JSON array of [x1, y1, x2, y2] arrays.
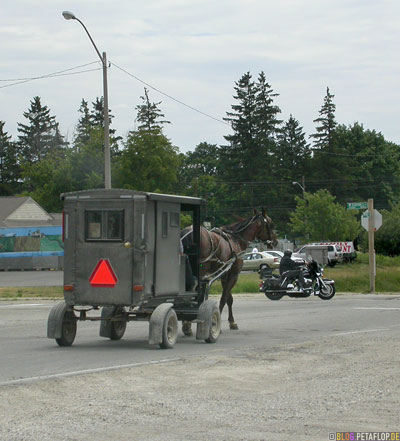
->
[[85, 210, 124, 241]]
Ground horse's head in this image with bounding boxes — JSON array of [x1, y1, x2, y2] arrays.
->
[[253, 208, 278, 249]]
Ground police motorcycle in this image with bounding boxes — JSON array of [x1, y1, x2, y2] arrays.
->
[[259, 257, 336, 301]]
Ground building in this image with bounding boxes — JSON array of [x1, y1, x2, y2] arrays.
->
[[0, 196, 63, 270]]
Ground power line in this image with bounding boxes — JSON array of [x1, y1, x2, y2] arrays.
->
[[0, 61, 101, 89], [111, 62, 230, 126]]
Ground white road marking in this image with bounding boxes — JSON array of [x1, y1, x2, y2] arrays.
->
[[0, 304, 49, 308], [355, 307, 400, 311], [332, 328, 390, 336], [0, 358, 182, 387]]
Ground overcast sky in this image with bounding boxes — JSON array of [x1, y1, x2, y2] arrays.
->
[[2, 0, 400, 153]]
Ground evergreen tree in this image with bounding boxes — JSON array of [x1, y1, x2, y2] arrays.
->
[[276, 115, 311, 174], [311, 87, 336, 150], [254, 71, 282, 153], [0, 121, 20, 195], [221, 71, 282, 216], [222, 72, 258, 183], [17, 96, 67, 163], [309, 87, 343, 194], [90, 97, 117, 136], [74, 99, 92, 147], [114, 93, 178, 193], [135, 88, 170, 132]]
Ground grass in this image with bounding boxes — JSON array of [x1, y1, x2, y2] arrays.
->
[[0, 286, 63, 299], [210, 253, 400, 295]]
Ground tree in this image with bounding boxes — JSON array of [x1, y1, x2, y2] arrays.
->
[[311, 87, 336, 150], [276, 115, 311, 175], [74, 99, 92, 147], [114, 130, 180, 193], [221, 72, 258, 183], [178, 142, 220, 192], [220, 71, 282, 213], [135, 88, 170, 132], [0, 121, 20, 195], [114, 93, 179, 193], [17, 96, 67, 163], [289, 189, 360, 242], [309, 87, 343, 187], [375, 202, 400, 256], [89, 97, 117, 137], [325, 123, 400, 206]]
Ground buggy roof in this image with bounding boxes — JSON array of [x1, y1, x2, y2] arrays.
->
[[60, 189, 205, 206]]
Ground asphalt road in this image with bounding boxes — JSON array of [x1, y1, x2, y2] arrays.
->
[[0, 270, 63, 287], [1, 294, 400, 385]]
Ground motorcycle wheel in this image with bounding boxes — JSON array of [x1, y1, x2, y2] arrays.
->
[[265, 292, 284, 301], [318, 283, 336, 300]]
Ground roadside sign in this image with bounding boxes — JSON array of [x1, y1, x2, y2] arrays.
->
[[361, 209, 382, 231], [347, 202, 368, 210]]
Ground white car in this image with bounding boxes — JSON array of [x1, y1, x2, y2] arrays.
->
[[264, 250, 305, 264]]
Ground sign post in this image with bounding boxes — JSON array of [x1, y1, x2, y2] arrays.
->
[[360, 200, 382, 293], [368, 199, 375, 293]]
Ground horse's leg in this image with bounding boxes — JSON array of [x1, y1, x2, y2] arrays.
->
[[182, 321, 193, 336], [221, 273, 239, 330]]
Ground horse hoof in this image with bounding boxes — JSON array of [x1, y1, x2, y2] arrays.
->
[[182, 322, 193, 336], [229, 322, 239, 330]]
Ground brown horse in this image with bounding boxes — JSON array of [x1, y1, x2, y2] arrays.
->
[[182, 208, 278, 331]]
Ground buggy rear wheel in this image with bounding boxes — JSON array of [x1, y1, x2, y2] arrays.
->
[[160, 308, 178, 349], [110, 307, 127, 340], [56, 309, 77, 347], [205, 305, 221, 343]]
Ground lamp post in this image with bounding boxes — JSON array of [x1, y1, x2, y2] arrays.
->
[[293, 178, 308, 240], [292, 181, 305, 196], [62, 11, 111, 189]]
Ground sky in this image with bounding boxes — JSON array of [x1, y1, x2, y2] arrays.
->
[[2, 0, 400, 153]]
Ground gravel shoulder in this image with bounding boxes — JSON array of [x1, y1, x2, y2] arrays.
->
[[1, 329, 399, 441]]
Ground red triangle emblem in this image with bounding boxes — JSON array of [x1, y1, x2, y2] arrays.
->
[[89, 259, 118, 288]]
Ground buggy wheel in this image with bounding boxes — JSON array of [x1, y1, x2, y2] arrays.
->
[[110, 307, 127, 340], [55, 310, 77, 347], [318, 282, 336, 300], [160, 308, 178, 349], [265, 291, 284, 301], [205, 305, 221, 344]]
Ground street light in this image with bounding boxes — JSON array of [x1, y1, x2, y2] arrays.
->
[[292, 181, 305, 196], [62, 11, 111, 189]]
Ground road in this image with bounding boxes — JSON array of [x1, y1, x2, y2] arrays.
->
[[1, 294, 399, 385], [0, 270, 63, 287]]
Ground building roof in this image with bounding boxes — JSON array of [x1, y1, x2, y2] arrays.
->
[[0, 197, 61, 228]]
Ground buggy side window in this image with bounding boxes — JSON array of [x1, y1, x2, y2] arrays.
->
[[86, 211, 102, 239], [85, 210, 124, 241]]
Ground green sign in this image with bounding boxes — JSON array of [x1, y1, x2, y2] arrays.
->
[[347, 202, 368, 210]]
